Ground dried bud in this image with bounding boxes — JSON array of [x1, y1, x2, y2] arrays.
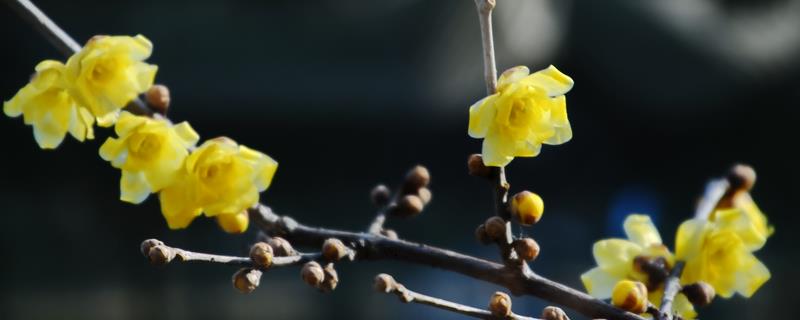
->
[[371, 184, 392, 207], [301, 261, 325, 288], [632, 256, 669, 289], [404, 165, 430, 191], [374, 273, 397, 293], [268, 237, 296, 257], [249, 242, 274, 268], [322, 238, 348, 261], [390, 195, 424, 217], [513, 238, 540, 261], [682, 282, 715, 307], [232, 268, 262, 294], [148, 245, 174, 266], [381, 229, 399, 240], [146, 84, 171, 114], [467, 154, 492, 178], [611, 280, 648, 314], [140, 239, 164, 257], [320, 263, 339, 292], [727, 164, 756, 192], [511, 191, 544, 225], [475, 224, 492, 245], [484, 216, 507, 241], [417, 187, 432, 205], [488, 291, 512, 317], [542, 306, 570, 320]]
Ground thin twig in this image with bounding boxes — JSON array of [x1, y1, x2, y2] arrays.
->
[[655, 262, 685, 320], [148, 241, 320, 268], [694, 178, 729, 220], [368, 210, 388, 234]]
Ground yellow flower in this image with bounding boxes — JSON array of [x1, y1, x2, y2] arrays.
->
[[4, 60, 95, 149], [468, 65, 573, 167], [99, 112, 199, 204], [158, 137, 278, 229], [712, 192, 773, 251], [676, 216, 770, 298], [65, 35, 158, 126]]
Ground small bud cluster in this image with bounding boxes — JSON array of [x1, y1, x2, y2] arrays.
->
[[141, 239, 174, 266], [301, 261, 339, 292], [232, 268, 262, 294], [385, 165, 432, 217]]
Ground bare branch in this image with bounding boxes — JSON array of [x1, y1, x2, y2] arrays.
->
[[143, 240, 319, 268], [654, 262, 685, 320], [694, 178, 729, 220]]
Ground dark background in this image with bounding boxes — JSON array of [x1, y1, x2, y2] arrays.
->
[[1, 0, 798, 319]]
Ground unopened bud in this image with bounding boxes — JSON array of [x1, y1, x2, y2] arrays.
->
[[148, 245, 174, 266], [301, 261, 325, 288], [381, 229, 399, 240], [371, 184, 392, 207], [475, 224, 492, 245], [727, 164, 756, 192], [682, 282, 715, 307], [632, 256, 669, 288], [268, 237, 296, 257], [232, 268, 262, 294], [513, 238, 540, 261], [611, 280, 648, 314], [322, 238, 348, 261], [542, 306, 570, 320], [140, 239, 164, 257], [467, 154, 492, 178], [146, 84, 171, 114], [484, 216, 507, 241], [417, 187, 432, 205], [511, 191, 544, 226], [249, 242, 274, 268], [320, 263, 339, 292], [390, 195, 424, 217], [374, 273, 397, 293], [488, 291, 512, 317], [216, 211, 249, 234], [404, 165, 430, 191]]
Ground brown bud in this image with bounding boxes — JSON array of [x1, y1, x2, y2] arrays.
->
[[488, 291, 512, 317], [727, 164, 756, 192], [148, 245, 174, 266], [322, 238, 348, 261], [232, 268, 262, 294], [140, 239, 164, 257], [390, 195, 424, 217], [484, 216, 507, 241], [320, 263, 339, 292], [467, 154, 491, 178], [511, 191, 544, 225], [146, 84, 171, 114], [542, 306, 570, 320], [611, 280, 648, 314], [249, 242, 274, 268], [682, 282, 715, 307], [405, 165, 430, 189], [267, 237, 296, 257], [301, 261, 325, 288], [381, 229, 399, 240], [475, 224, 492, 245], [417, 187, 432, 205], [513, 238, 540, 261], [632, 256, 669, 289], [371, 184, 391, 207], [374, 273, 397, 293]]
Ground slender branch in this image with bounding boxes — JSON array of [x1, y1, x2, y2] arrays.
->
[[378, 273, 539, 320], [474, 0, 498, 95], [146, 241, 319, 268], [368, 210, 388, 234], [694, 178, 729, 220], [249, 204, 645, 320], [655, 262, 685, 320]]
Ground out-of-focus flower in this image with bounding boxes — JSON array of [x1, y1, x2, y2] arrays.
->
[[468, 65, 573, 167], [713, 192, 773, 251], [99, 112, 199, 204], [4, 60, 95, 149], [158, 137, 277, 229], [65, 35, 157, 126]]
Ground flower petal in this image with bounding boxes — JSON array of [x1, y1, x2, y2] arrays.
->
[[497, 66, 530, 90], [623, 214, 663, 248], [581, 267, 620, 299], [468, 96, 495, 138], [120, 170, 152, 204], [481, 129, 515, 167], [172, 121, 200, 148], [522, 65, 574, 97], [542, 96, 572, 145], [593, 239, 642, 277]]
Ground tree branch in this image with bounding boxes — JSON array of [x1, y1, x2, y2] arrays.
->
[[654, 262, 685, 320], [143, 240, 319, 268]]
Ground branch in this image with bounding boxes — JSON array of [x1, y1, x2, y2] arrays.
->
[[654, 262, 685, 320], [141, 239, 319, 268]]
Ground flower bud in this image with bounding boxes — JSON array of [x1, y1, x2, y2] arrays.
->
[[390, 195, 424, 217], [320, 263, 339, 292], [140, 239, 164, 257], [371, 184, 392, 207], [404, 165, 430, 191], [148, 245, 174, 266], [513, 238, 540, 261], [322, 238, 348, 261], [475, 224, 492, 245], [511, 191, 544, 226], [216, 211, 249, 234], [727, 164, 756, 192], [632, 256, 669, 288], [249, 242, 274, 268], [682, 282, 715, 307], [268, 237, 296, 257], [381, 229, 399, 240], [488, 291, 512, 317], [541, 306, 569, 320], [146, 84, 170, 114], [467, 154, 492, 178], [232, 268, 262, 294], [301, 261, 325, 288], [484, 216, 507, 241], [611, 280, 648, 314], [374, 273, 397, 293], [417, 187, 432, 205]]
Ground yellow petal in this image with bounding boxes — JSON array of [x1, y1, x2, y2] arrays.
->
[[593, 239, 642, 277], [159, 183, 202, 229], [481, 129, 515, 167], [581, 267, 620, 299], [497, 66, 530, 90], [542, 96, 572, 145], [98, 137, 124, 165], [172, 121, 200, 148], [120, 170, 151, 204], [713, 208, 767, 252], [468, 96, 495, 138], [522, 65, 574, 97], [216, 212, 249, 234], [134, 63, 158, 92], [240, 145, 279, 191], [32, 112, 69, 149], [675, 219, 710, 260], [673, 294, 698, 319], [734, 253, 770, 297], [623, 214, 662, 248]]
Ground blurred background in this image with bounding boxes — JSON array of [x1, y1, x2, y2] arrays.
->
[[1, 0, 798, 319]]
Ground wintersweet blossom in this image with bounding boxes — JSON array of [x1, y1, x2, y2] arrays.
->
[[158, 137, 278, 230], [4, 60, 95, 149], [99, 112, 199, 204], [65, 35, 157, 126], [468, 65, 573, 167]]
